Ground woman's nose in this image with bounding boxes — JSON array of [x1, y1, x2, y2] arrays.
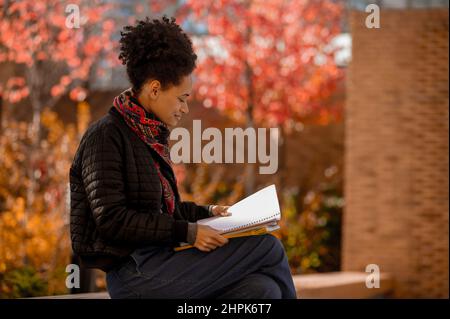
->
[[180, 103, 189, 114]]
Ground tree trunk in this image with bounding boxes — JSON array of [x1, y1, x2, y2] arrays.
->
[[23, 64, 44, 265], [25, 73, 43, 208], [244, 113, 255, 196], [244, 4, 255, 196], [280, 129, 287, 187]]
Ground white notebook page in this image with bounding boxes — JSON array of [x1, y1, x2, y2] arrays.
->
[[197, 184, 281, 233]]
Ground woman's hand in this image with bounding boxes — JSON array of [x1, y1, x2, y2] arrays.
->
[[194, 225, 229, 252], [210, 205, 231, 217]]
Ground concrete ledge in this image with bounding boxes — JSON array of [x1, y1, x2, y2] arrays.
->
[[30, 271, 394, 299], [30, 292, 110, 299], [294, 271, 394, 299]]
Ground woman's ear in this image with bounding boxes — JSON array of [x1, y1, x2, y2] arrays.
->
[[148, 80, 161, 100]]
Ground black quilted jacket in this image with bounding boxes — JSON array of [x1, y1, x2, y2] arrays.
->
[[70, 106, 210, 271]]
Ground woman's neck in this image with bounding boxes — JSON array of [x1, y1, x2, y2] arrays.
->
[[135, 90, 153, 115]]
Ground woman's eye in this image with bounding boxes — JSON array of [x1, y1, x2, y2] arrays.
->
[[178, 98, 185, 103]]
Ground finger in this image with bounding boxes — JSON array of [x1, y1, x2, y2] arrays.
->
[[195, 241, 210, 252], [213, 206, 225, 216], [203, 239, 222, 250], [219, 208, 229, 216], [209, 243, 220, 250], [220, 207, 232, 216], [206, 238, 222, 248], [203, 240, 218, 248], [198, 245, 211, 252], [207, 235, 223, 244], [213, 235, 228, 245]]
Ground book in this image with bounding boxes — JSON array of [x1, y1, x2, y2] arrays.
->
[[174, 184, 281, 251], [198, 184, 281, 233], [174, 224, 280, 252]]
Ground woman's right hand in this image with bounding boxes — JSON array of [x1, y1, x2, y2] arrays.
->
[[194, 225, 229, 252]]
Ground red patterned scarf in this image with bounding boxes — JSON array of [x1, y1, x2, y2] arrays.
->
[[113, 88, 177, 216]]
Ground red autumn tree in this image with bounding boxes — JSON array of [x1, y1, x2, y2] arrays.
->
[[187, 0, 343, 126], [0, 0, 117, 134], [184, 0, 344, 193]]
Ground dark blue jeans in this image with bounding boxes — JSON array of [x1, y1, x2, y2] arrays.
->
[[106, 234, 297, 299]]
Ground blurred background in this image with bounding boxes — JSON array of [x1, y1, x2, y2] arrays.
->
[[0, 0, 448, 298]]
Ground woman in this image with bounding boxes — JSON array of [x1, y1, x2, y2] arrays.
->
[[70, 16, 296, 299]]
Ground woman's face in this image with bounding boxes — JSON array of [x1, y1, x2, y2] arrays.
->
[[138, 75, 192, 127]]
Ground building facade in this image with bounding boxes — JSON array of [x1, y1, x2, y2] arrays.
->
[[343, 3, 449, 298]]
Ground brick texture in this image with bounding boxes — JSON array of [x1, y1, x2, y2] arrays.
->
[[342, 9, 449, 298]]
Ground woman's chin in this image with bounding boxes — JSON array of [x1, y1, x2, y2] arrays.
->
[[167, 119, 179, 127], [170, 117, 182, 126]]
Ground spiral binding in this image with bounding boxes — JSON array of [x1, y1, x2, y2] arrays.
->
[[223, 213, 280, 233]]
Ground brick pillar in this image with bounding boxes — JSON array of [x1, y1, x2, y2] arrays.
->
[[343, 9, 449, 298]]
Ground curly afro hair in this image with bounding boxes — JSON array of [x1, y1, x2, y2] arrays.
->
[[118, 16, 197, 94]]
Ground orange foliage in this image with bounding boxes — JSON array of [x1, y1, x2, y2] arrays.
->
[[0, 102, 90, 297], [176, 163, 245, 206]]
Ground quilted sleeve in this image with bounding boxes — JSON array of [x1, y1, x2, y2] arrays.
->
[[178, 201, 212, 222]]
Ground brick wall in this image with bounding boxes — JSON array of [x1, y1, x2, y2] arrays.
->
[[343, 9, 449, 298]]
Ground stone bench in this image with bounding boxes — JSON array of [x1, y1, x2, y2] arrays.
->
[[31, 271, 393, 299], [30, 291, 111, 299], [294, 271, 394, 298]]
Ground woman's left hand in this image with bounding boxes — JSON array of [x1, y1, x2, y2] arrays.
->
[[211, 205, 231, 217]]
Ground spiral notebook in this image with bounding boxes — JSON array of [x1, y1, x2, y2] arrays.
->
[[197, 184, 281, 234]]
